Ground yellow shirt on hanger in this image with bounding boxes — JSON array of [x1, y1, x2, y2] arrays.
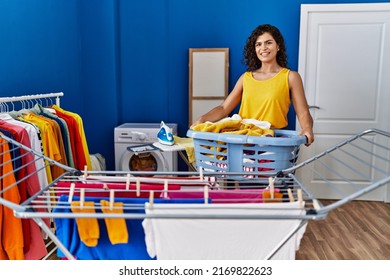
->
[[23, 112, 62, 183]]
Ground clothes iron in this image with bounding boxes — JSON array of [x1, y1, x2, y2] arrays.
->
[[157, 121, 174, 146]]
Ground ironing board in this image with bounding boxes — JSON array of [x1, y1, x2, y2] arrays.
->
[[152, 142, 197, 171]]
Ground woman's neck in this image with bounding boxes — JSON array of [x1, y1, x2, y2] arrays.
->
[[257, 63, 282, 74]]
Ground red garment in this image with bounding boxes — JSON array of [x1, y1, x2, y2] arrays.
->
[[0, 122, 31, 253], [166, 189, 268, 203], [55, 182, 181, 198], [53, 110, 87, 170], [0, 122, 49, 259]]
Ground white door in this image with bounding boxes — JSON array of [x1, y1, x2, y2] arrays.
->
[[296, 3, 390, 201]]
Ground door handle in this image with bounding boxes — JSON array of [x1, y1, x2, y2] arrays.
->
[[309, 105, 320, 109]]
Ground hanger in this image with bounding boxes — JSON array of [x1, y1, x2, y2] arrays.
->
[[17, 100, 31, 115]]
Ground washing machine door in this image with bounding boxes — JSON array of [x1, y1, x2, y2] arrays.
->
[[119, 148, 167, 172]]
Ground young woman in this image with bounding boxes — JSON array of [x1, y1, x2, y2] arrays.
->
[[191, 24, 314, 145]]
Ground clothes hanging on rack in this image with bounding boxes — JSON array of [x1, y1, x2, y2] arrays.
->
[[22, 111, 66, 182], [0, 138, 24, 260], [142, 201, 306, 260], [53, 195, 210, 260], [0, 116, 50, 260], [0, 92, 92, 260], [55, 181, 182, 199], [52, 105, 91, 171], [1, 97, 388, 262], [0, 93, 92, 177], [32, 103, 75, 168], [48, 175, 300, 260]]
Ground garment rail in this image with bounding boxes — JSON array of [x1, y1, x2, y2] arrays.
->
[[0, 128, 389, 260], [0, 92, 63, 109]]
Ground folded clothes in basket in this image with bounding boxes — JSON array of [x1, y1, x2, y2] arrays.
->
[[192, 116, 274, 162], [191, 114, 274, 137]]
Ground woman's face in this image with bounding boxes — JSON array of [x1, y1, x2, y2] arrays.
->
[[254, 32, 279, 64]]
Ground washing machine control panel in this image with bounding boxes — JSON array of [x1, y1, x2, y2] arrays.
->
[[116, 131, 157, 143], [114, 123, 177, 144]]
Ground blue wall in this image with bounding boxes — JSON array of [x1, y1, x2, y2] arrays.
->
[[1, 0, 388, 170], [0, 0, 82, 111]]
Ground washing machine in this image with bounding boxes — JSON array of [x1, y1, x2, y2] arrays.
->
[[114, 123, 178, 172]]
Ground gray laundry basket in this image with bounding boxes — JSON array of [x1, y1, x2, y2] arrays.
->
[[186, 129, 307, 178]]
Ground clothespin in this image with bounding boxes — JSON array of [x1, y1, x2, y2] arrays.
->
[[68, 183, 75, 203], [204, 185, 209, 204], [297, 189, 303, 208], [209, 176, 218, 188], [268, 177, 275, 199], [126, 174, 131, 191], [199, 167, 204, 181], [287, 188, 295, 203], [109, 189, 115, 211], [149, 191, 154, 209], [163, 180, 168, 199], [80, 188, 85, 209], [312, 198, 321, 211], [136, 178, 141, 197], [83, 165, 88, 180]]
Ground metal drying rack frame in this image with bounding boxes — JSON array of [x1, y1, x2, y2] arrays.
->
[[0, 128, 389, 260]]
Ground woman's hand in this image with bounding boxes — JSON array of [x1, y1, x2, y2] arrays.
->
[[299, 128, 314, 146], [190, 119, 203, 128]]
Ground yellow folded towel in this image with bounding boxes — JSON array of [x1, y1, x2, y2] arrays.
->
[[173, 136, 195, 163], [100, 200, 129, 245], [192, 119, 274, 137], [71, 201, 100, 247], [192, 120, 242, 133]]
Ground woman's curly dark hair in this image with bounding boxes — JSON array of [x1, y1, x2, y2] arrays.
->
[[243, 24, 288, 71]]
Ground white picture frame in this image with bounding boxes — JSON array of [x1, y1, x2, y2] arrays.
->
[[189, 48, 229, 125]]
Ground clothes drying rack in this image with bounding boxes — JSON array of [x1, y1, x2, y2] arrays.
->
[[0, 94, 389, 259]]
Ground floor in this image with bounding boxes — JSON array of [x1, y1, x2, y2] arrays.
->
[[296, 200, 390, 260]]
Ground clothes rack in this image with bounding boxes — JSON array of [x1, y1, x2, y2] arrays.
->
[[0, 92, 63, 107], [0, 126, 389, 260], [0, 92, 96, 260]]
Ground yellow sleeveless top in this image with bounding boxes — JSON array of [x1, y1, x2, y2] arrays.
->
[[238, 68, 290, 129]]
